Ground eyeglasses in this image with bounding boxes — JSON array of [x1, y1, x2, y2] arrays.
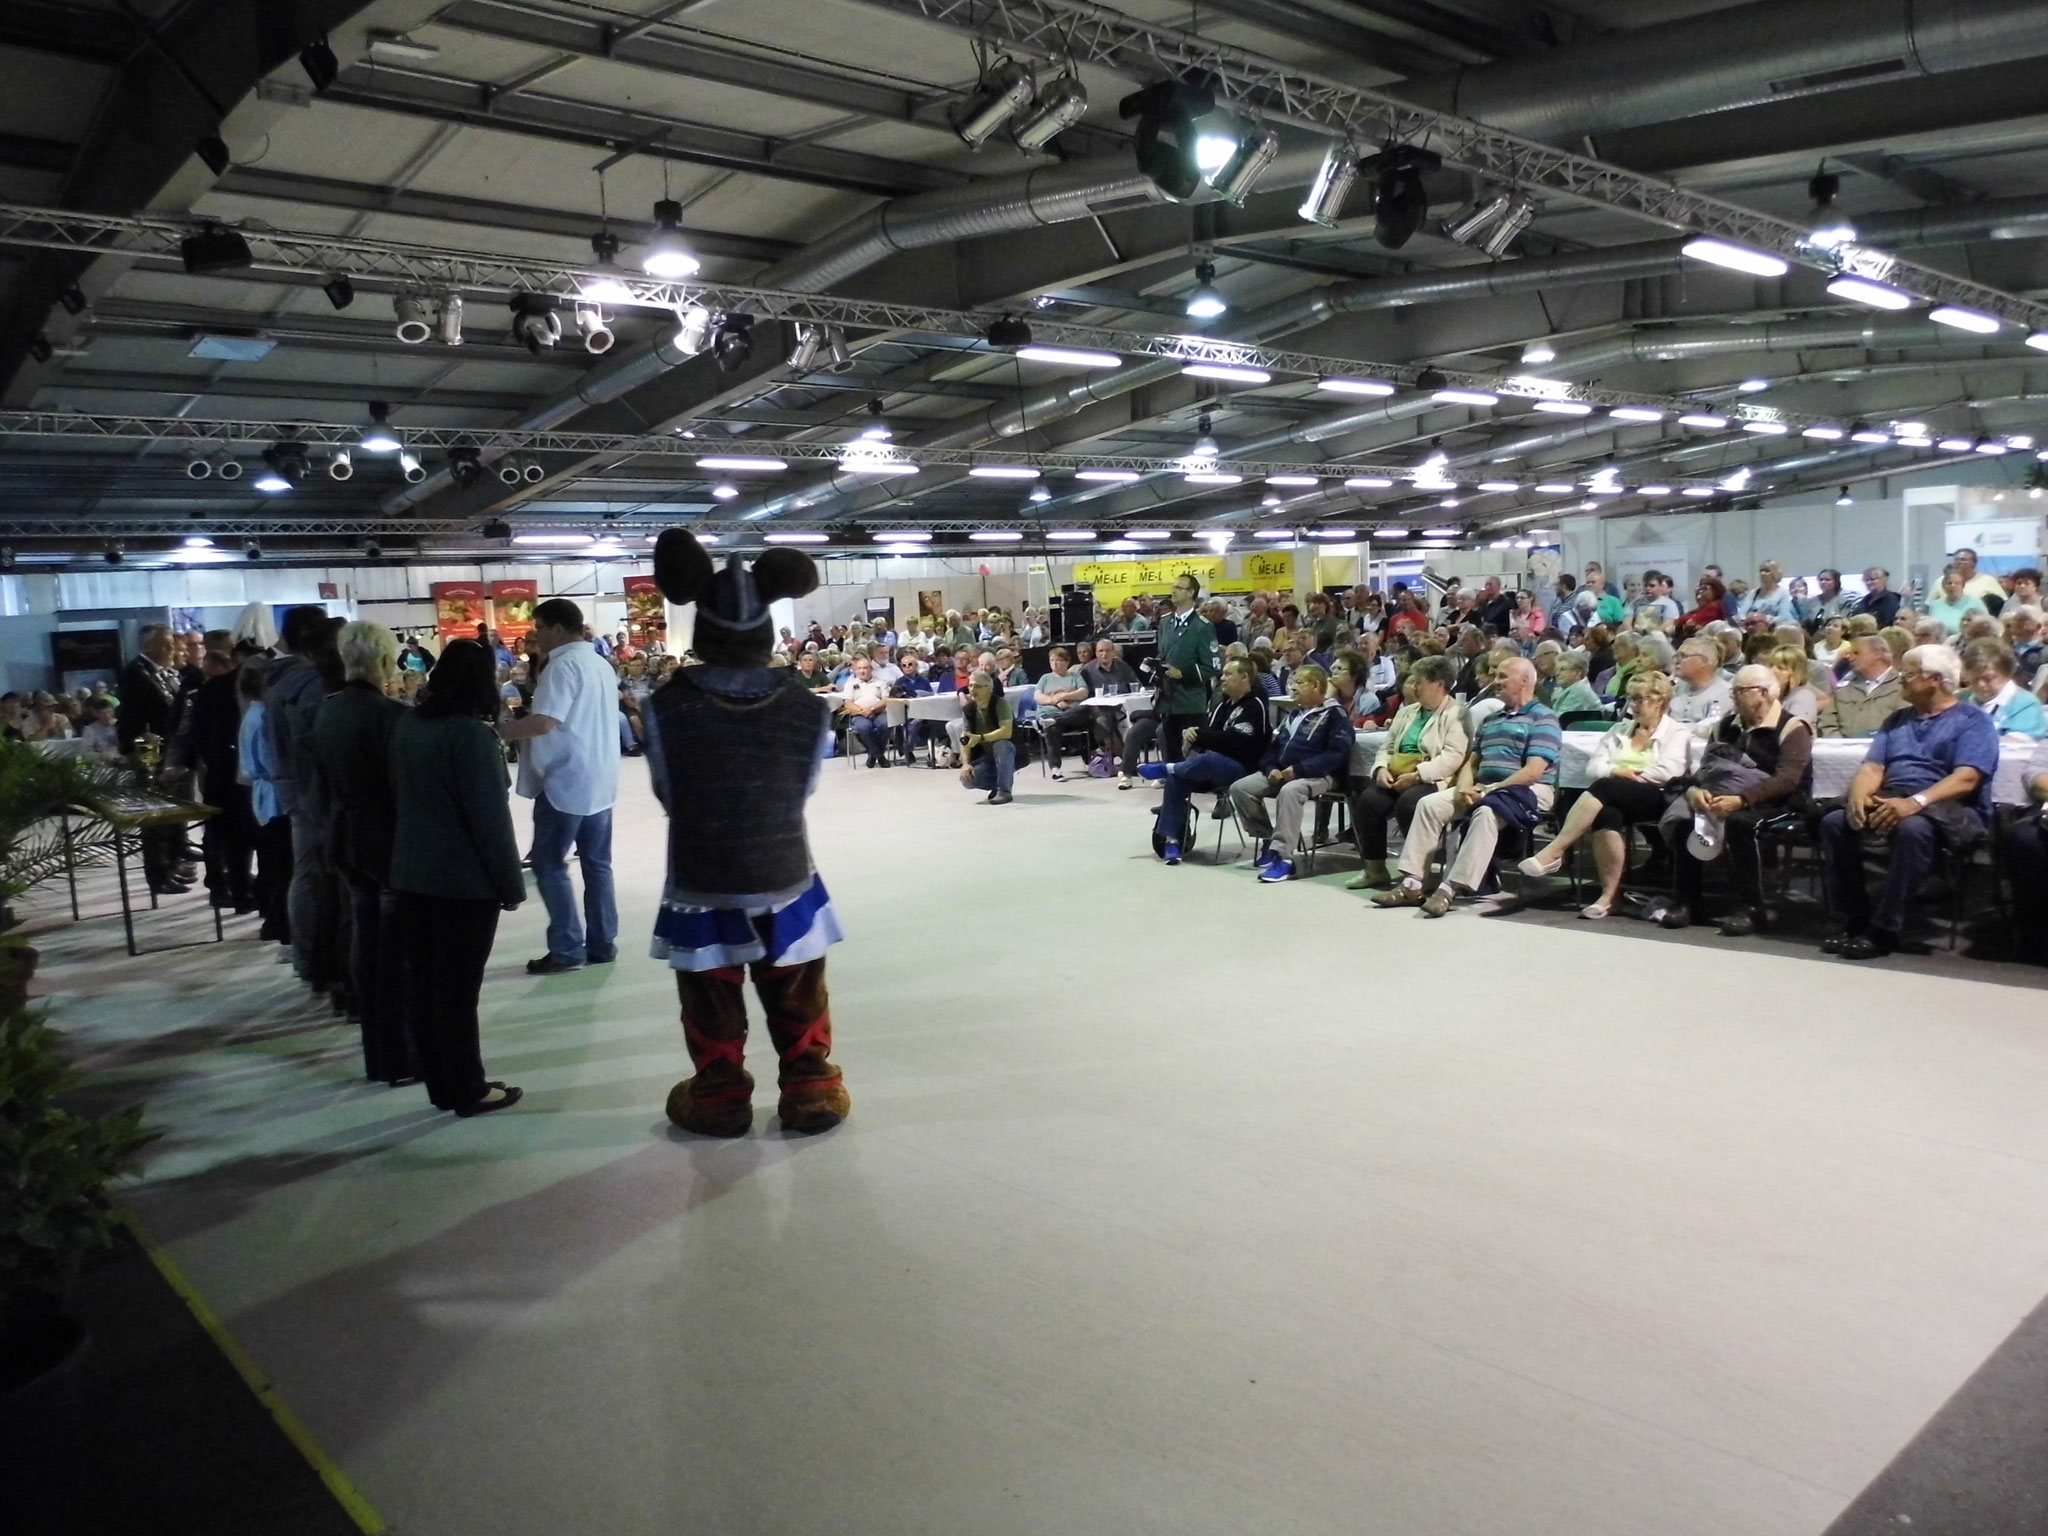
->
[[1732, 684, 1772, 694]]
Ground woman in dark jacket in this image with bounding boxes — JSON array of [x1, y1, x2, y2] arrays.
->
[[312, 622, 410, 1084], [1139, 656, 1271, 865], [388, 640, 525, 1116]]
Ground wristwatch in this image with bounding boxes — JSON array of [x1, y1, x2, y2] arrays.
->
[[1910, 792, 1929, 808]]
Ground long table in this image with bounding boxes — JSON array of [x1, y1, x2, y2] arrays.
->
[[1349, 729, 2042, 805]]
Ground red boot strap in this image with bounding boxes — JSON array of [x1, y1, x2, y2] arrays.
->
[[780, 1070, 842, 1095], [683, 1019, 747, 1067], [776, 1013, 833, 1065], [706, 965, 746, 984], [689, 1081, 754, 1105]]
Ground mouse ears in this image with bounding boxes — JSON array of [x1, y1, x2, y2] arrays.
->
[[751, 547, 820, 603], [653, 528, 715, 606]]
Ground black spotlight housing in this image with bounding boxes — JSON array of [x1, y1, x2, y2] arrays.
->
[[711, 313, 754, 372], [26, 335, 52, 364], [299, 36, 339, 95], [449, 445, 484, 489], [245, 540, 263, 561], [590, 229, 621, 266], [1414, 366, 1447, 391], [1119, 71, 1219, 202], [481, 517, 512, 541], [1361, 144, 1443, 251], [322, 274, 356, 310], [57, 285, 87, 316], [986, 314, 1033, 349], [195, 135, 231, 176], [180, 224, 254, 275], [103, 542, 123, 566]]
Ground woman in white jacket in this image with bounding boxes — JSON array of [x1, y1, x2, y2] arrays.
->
[[1517, 669, 1692, 918]]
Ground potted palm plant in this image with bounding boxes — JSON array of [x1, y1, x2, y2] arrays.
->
[[0, 1007, 157, 1391], [0, 741, 145, 1011]]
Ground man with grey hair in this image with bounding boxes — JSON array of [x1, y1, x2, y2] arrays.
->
[[1818, 643, 2000, 960], [1819, 635, 1903, 736], [1668, 638, 1732, 726]]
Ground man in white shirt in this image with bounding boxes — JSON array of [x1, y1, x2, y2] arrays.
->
[[865, 642, 901, 686], [1669, 638, 1734, 727], [841, 655, 893, 766], [499, 598, 622, 973]]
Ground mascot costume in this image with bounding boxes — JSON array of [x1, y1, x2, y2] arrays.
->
[[644, 530, 850, 1136]]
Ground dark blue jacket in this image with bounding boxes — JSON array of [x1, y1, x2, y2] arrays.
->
[[1260, 700, 1354, 781]]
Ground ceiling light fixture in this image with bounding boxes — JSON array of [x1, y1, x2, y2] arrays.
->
[[1532, 400, 1593, 416], [1929, 305, 2002, 334], [787, 322, 826, 371], [1126, 529, 1171, 540], [1444, 190, 1513, 247], [697, 456, 787, 472], [710, 313, 754, 371], [1836, 486, 1854, 505], [1316, 377, 1395, 397], [1535, 482, 1576, 493], [1265, 474, 1320, 487], [968, 465, 1041, 479], [1307, 526, 1357, 539], [764, 531, 831, 544], [1121, 72, 1222, 201], [984, 314, 1033, 349], [1184, 260, 1227, 319], [1681, 237, 1790, 277], [1345, 476, 1395, 489], [1190, 412, 1219, 457], [1802, 425, 1845, 440], [1298, 141, 1360, 228], [1741, 420, 1790, 435], [1046, 529, 1095, 541], [1609, 406, 1666, 422], [1677, 412, 1729, 428], [1076, 469, 1141, 482], [1476, 480, 1519, 492], [711, 484, 739, 500], [393, 294, 432, 344], [969, 530, 1024, 542], [1520, 341, 1557, 365], [1184, 472, 1242, 485], [1252, 528, 1295, 540], [1433, 388, 1498, 408], [1476, 196, 1537, 258], [359, 402, 401, 455], [1208, 124, 1280, 205], [1016, 345, 1120, 369], [397, 449, 424, 484], [1737, 378, 1771, 393], [642, 199, 701, 277], [1826, 274, 1914, 310], [1849, 426, 1890, 444], [573, 302, 614, 354], [179, 224, 252, 274], [1182, 362, 1270, 385]]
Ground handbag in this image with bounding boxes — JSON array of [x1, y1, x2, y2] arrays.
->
[[1382, 750, 1423, 777]]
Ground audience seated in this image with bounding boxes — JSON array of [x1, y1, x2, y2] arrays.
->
[[1346, 655, 1469, 892], [1654, 663, 1813, 937], [1517, 669, 1690, 918], [1375, 658, 1560, 917], [1768, 644, 1823, 727], [1819, 644, 1999, 960], [1818, 635, 1903, 735], [841, 656, 893, 768], [1033, 646, 1093, 780], [1999, 742, 2048, 963], [1228, 664, 1354, 885], [1142, 658, 1273, 865]]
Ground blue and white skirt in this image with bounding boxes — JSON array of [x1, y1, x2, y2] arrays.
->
[[649, 874, 844, 972]]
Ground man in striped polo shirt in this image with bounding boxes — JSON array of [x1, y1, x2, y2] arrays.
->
[[1374, 657, 1562, 917]]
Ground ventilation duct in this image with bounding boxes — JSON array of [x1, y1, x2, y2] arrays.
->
[[1544, 312, 2024, 374]]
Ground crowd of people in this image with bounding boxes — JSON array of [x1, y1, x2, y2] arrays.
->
[[65, 601, 640, 1117]]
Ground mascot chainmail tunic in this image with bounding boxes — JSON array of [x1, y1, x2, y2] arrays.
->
[[643, 530, 850, 1137]]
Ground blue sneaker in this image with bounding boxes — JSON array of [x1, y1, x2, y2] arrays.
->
[[1137, 762, 1169, 781], [1258, 858, 1293, 884], [1251, 840, 1275, 868], [1162, 840, 1182, 865]]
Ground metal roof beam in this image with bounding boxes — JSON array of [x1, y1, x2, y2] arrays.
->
[[320, 63, 969, 198], [431, 0, 1128, 159]]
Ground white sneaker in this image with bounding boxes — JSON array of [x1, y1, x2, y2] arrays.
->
[[1117, 772, 1133, 790]]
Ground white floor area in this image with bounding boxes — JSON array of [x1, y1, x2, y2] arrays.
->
[[42, 756, 2048, 1536]]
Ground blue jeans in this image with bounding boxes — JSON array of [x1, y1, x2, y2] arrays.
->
[[1156, 750, 1244, 844], [968, 740, 1015, 795], [849, 712, 890, 764], [531, 797, 617, 963]]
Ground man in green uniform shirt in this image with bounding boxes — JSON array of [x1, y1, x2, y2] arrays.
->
[[1153, 571, 1218, 764]]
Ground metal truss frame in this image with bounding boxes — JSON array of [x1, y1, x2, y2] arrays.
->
[[0, 199, 1881, 428], [847, 0, 2048, 327]]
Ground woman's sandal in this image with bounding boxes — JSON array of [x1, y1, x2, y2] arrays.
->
[[1579, 901, 1613, 920], [454, 1082, 524, 1118]]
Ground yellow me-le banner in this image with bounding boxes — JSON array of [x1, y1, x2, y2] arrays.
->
[[1074, 551, 1295, 600]]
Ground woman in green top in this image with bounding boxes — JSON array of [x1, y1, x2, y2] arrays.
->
[[1550, 653, 1606, 721], [957, 670, 1016, 804], [1347, 654, 1470, 890], [1599, 631, 1639, 700]]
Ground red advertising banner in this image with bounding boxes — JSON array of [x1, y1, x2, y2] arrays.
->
[[623, 575, 667, 647], [431, 582, 488, 641], [490, 580, 538, 644]]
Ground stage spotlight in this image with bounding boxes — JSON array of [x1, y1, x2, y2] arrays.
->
[[1209, 125, 1280, 206], [1444, 191, 1510, 246], [359, 403, 401, 455], [436, 292, 464, 346], [787, 322, 825, 371], [185, 454, 212, 480], [522, 459, 546, 484], [397, 449, 424, 484], [364, 540, 384, 560], [573, 302, 614, 354], [327, 449, 353, 481], [1011, 74, 1088, 151], [1120, 72, 1220, 202], [1806, 167, 1855, 250], [1361, 144, 1442, 250], [180, 224, 253, 274], [710, 313, 754, 372], [826, 328, 854, 372], [320, 274, 355, 310], [985, 314, 1033, 349], [672, 304, 713, 356], [499, 456, 526, 486], [394, 294, 432, 343], [103, 542, 123, 566], [481, 517, 512, 541], [510, 294, 561, 354], [1477, 196, 1537, 258], [213, 455, 243, 481], [245, 539, 263, 560], [1298, 141, 1359, 227], [299, 36, 339, 94], [58, 284, 88, 316], [1184, 260, 1227, 319], [449, 445, 483, 489], [953, 57, 1034, 146]]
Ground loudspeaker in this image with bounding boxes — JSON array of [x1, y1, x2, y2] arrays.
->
[[1055, 584, 1094, 643]]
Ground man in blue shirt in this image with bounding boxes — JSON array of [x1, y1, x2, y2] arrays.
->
[[1820, 643, 2000, 960], [1377, 658, 1561, 916]]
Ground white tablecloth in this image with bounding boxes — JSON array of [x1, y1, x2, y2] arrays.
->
[[1350, 728, 2040, 804]]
